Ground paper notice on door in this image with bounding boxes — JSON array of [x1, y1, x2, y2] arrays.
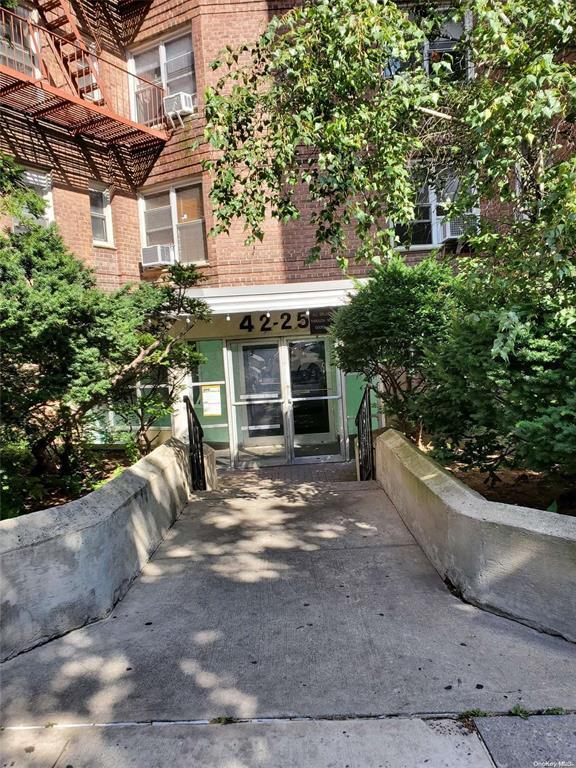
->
[[201, 385, 222, 417]]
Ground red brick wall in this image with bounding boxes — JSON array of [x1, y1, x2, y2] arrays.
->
[[52, 185, 140, 290], [132, 0, 372, 288]]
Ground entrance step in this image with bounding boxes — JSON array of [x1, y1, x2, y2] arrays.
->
[[191, 479, 379, 502], [200, 462, 376, 500], [216, 461, 360, 490]]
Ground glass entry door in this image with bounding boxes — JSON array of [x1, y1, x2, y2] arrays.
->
[[229, 340, 288, 466], [229, 337, 345, 467], [288, 339, 343, 460]]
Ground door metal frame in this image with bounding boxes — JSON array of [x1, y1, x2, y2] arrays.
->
[[225, 335, 350, 468]]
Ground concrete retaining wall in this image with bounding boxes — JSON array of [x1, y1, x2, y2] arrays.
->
[[0, 439, 216, 662], [374, 430, 576, 642]]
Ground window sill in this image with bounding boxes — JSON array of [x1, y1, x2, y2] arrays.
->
[[93, 242, 117, 250], [395, 244, 442, 252]]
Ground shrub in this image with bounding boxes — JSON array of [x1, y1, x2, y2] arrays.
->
[[331, 256, 458, 439]]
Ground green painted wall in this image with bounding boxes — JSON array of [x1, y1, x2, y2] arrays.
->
[[191, 340, 230, 447]]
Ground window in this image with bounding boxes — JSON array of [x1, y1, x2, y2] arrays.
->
[[89, 186, 113, 246], [424, 14, 470, 81], [132, 34, 196, 124], [382, 12, 471, 83], [141, 183, 207, 263], [0, 6, 37, 77], [396, 186, 435, 247], [13, 169, 53, 232], [395, 179, 478, 249], [92, 369, 172, 444]]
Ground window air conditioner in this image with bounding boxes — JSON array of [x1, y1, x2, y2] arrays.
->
[[442, 215, 468, 241], [163, 91, 196, 128], [442, 209, 480, 242], [141, 244, 175, 268]]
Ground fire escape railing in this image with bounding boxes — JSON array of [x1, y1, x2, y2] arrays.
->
[[0, 6, 166, 134]]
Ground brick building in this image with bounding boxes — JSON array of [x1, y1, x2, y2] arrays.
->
[[0, 0, 466, 467]]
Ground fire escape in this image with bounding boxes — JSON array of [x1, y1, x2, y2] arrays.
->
[[0, 1, 168, 185]]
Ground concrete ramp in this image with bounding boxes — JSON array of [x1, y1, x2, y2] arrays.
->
[[1, 468, 575, 732]]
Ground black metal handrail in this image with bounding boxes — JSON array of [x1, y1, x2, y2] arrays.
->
[[355, 385, 374, 481], [183, 395, 206, 491]]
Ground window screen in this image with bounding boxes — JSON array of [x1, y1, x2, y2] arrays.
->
[[176, 185, 206, 263], [144, 191, 174, 247], [165, 35, 195, 96]]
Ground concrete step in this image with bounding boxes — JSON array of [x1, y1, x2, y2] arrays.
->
[[191, 479, 379, 502], [0, 717, 496, 768]]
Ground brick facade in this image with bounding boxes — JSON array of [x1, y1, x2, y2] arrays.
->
[[0, 0, 429, 290]]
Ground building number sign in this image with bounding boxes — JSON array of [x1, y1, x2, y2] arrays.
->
[[238, 311, 310, 333]]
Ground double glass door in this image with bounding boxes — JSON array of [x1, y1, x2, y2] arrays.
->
[[229, 338, 344, 466]]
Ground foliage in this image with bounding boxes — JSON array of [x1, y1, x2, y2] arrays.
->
[[0, 154, 45, 221], [508, 704, 531, 719], [331, 257, 458, 437], [204, 0, 576, 475], [0, 158, 210, 516], [204, 0, 436, 267], [422, 273, 576, 476], [204, 0, 576, 272]]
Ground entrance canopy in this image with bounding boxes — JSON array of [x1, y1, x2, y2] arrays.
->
[[185, 280, 363, 315]]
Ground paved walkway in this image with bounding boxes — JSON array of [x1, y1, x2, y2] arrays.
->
[[1, 473, 575, 765]]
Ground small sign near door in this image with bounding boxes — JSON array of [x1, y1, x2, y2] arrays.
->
[[309, 308, 334, 335], [201, 384, 222, 417]]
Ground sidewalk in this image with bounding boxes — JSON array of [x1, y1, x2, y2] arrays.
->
[[1, 715, 574, 767]]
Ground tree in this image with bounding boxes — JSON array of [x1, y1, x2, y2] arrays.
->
[[421, 267, 576, 476], [205, 0, 576, 475], [331, 257, 458, 439], [204, 0, 575, 273], [0, 158, 210, 515]]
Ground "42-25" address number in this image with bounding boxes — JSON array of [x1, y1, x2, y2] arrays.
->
[[239, 311, 309, 333]]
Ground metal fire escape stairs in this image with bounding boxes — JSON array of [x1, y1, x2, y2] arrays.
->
[[0, 1, 168, 185], [36, 0, 107, 107]]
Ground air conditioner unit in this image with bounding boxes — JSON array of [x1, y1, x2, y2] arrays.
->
[[163, 91, 196, 128], [141, 244, 175, 268], [442, 215, 468, 241], [441, 211, 479, 241]]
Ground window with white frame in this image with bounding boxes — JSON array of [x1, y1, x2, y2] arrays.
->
[[89, 186, 114, 246], [141, 182, 207, 264], [0, 5, 37, 77], [132, 34, 196, 124], [395, 186, 437, 248], [395, 178, 478, 249], [13, 168, 54, 232], [382, 11, 471, 83]]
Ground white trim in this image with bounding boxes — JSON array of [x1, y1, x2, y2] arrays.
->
[[139, 180, 207, 265], [88, 183, 114, 248], [128, 25, 194, 56], [139, 174, 203, 195], [185, 279, 363, 315], [128, 30, 196, 123]]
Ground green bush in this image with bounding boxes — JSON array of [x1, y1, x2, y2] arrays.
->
[[331, 256, 459, 439], [423, 279, 576, 475], [0, 156, 210, 516], [0, 432, 41, 519]]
